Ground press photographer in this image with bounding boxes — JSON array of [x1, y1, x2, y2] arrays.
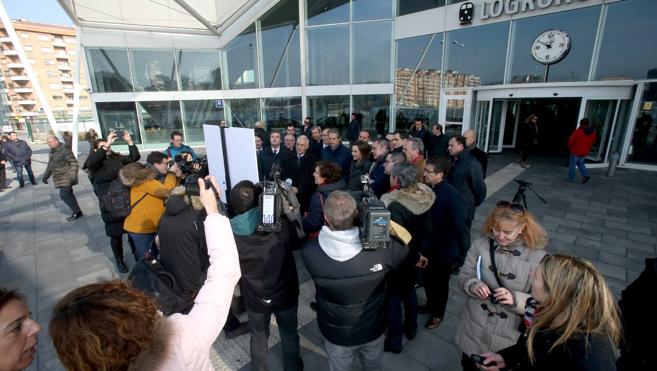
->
[[302, 191, 409, 370], [229, 180, 303, 371]]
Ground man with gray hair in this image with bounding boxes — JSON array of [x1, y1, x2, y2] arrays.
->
[[403, 137, 426, 183], [463, 129, 488, 177], [368, 138, 390, 197], [280, 135, 318, 212], [43, 135, 83, 222], [302, 191, 408, 370], [380, 163, 434, 353], [321, 128, 351, 182]]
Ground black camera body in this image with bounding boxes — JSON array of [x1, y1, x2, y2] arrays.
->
[[174, 152, 209, 196], [257, 163, 304, 237], [355, 175, 391, 250]]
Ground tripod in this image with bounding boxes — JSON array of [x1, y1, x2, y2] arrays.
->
[[512, 179, 547, 210]]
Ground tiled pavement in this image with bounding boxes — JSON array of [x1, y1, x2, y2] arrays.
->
[[1, 140, 656, 371]]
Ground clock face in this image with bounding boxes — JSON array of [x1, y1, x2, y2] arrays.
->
[[531, 29, 571, 65]]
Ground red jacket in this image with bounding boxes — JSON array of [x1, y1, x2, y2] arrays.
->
[[568, 127, 597, 156]]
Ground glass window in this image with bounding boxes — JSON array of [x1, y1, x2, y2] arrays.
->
[[628, 82, 657, 164], [177, 50, 221, 90], [307, 95, 350, 137], [352, 94, 390, 137], [182, 100, 225, 143], [445, 22, 508, 87], [96, 102, 142, 144], [595, 0, 657, 81], [130, 50, 178, 91], [225, 24, 258, 90], [396, 35, 432, 103], [85, 48, 133, 93], [397, 33, 443, 109], [138, 101, 182, 144], [352, 21, 392, 84], [307, 25, 349, 85], [509, 6, 600, 84], [229, 98, 260, 128], [398, 0, 445, 16], [353, 0, 393, 21], [307, 0, 349, 26], [263, 97, 302, 131], [260, 0, 301, 87]]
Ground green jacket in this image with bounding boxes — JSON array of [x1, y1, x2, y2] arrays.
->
[[44, 145, 79, 188]]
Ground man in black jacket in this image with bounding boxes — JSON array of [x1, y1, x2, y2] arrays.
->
[[428, 124, 449, 159], [258, 131, 285, 180], [447, 135, 487, 261], [280, 135, 318, 213], [302, 191, 407, 371], [43, 136, 82, 222], [3, 132, 36, 187], [421, 158, 467, 330], [463, 130, 488, 178], [229, 181, 302, 371]]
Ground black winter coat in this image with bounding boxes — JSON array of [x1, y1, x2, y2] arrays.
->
[[0, 142, 6, 168], [302, 180, 347, 234], [429, 181, 467, 266], [499, 328, 617, 371], [346, 119, 361, 142], [301, 236, 408, 346], [617, 258, 657, 371], [448, 150, 486, 223], [258, 146, 285, 180], [3, 139, 32, 166], [368, 157, 389, 198], [347, 159, 372, 191], [85, 145, 140, 236], [43, 145, 79, 188], [158, 194, 209, 302], [280, 151, 318, 213], [321, 144, 351, 183], [469, 145, 489, 178], [429, 133, 450, 159], [234, 218, 299, 313]]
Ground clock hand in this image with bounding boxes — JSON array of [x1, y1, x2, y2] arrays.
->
[[538, 40, 552, 48]]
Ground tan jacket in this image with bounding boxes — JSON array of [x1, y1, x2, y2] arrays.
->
[[454, 236, 547, 356]]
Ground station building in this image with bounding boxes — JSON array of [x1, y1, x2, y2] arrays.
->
[[62, 0, 657, 170]]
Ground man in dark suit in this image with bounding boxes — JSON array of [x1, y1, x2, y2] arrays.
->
[[463, 129, 488, 178], [280, 135, 318, 213], [309, 126, 323, 158], [302, 117, 314, 138], [257, 131, 285, 180]]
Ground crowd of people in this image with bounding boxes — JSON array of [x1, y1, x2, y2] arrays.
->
[[0, 116, 637, 371]]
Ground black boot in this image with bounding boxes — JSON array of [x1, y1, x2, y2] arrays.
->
[[67, 211, 83, 222], [115, 258, 128, 273]]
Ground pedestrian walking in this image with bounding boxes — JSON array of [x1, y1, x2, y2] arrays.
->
[[2, 132, 36, 188], [567, 118, 597, 183], [43, 136, 83, 222]]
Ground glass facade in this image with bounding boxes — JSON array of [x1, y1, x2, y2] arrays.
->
[[307, 25, 350, 85], [130, 50, 178, 91], [177, 50, 221, 90], [352, 21, 392, 84], [308, 95, 350, 136], [260, 0, 301, 88], [595, 0, 657, 81], [182, 100, 224, 143], [264, 97, 302, 130], [353, 94, 390, 137], [225, 24, 258, 90], [138, 101, 182, 144], [628, 83, 657, 164], [96, 102, 141, 144], [353, 0, 394, 21], [398, 1, 445, 16], [229, 98, 260, 128], [86, 49, 133, 93], [307, 0, 350, 26]]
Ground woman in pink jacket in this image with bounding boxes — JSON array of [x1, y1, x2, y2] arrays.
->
[[48, 176, 240, 371]]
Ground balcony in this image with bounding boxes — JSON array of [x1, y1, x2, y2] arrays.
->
[[3, 49, 18, 56], [66, 100, 75, 105], [63, 88, 75, 94], [19, 112, 37, 117], [10, 75, 30, 81], [0, 37, 11, 43], [52, 40, 66, 48], [13, 87, 32, 93], [55, 52, 68, 59], [60, 76, 74, 82], [17, 99, 36, 106], [57, 65, 71, 71], [7, 62, 23, 69]]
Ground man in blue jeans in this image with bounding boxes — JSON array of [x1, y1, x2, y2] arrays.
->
[[568, 118, 597, 183], [3, 132, 36, 188], [229, 180, 302, 371]]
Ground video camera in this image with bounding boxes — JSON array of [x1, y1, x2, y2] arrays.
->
[[174, 152, 209, 196], [257, 163, 305, 239], [354, 175, 391, 250]]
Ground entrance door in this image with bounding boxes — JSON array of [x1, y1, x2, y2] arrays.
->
[[440, 88, 473, 135], [582, 100, 618, 162]]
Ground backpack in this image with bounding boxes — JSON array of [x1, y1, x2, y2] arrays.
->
[[128, 258, 192, 316], [102, 179, 147, 219]]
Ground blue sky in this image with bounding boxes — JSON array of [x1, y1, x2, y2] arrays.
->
[[4, 0, 73, 26]]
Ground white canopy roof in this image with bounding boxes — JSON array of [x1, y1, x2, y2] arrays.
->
[[57, 0, 264, 36]]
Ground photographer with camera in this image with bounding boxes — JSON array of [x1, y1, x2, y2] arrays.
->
[[120, 152, 182, 260], [455, 202, 547, 371], [228, 180, 303, 371], [302, 191, 408, 371], [380, 163, 434, 353], [164, 130, 196, 160]]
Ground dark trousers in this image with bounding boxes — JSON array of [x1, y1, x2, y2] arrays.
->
[[0, 167, 6, 188], [14, 163, 35, 185], [423, 262, 453, 319], [59, 186, 81, 213], [246, 304, 301, 371], [461, 353, 480, 371], [128, 232, 157, 260], [110, 234, 137, 260], [385, 286, 417, 348], [324, 334, 384, 371]]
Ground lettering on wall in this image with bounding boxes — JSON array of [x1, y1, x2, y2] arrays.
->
[[459, 0, 588, 22]]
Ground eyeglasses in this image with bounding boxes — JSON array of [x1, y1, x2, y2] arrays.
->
[[496, 200, 525, 213]]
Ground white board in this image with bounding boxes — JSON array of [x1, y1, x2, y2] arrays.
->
[[203, 125, 259, 202]]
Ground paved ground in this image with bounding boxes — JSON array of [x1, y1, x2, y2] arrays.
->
[[1, 140, 656, 371]]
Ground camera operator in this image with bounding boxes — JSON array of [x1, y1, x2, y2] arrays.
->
[[280, 135, 317, 213], [164, 130, 197, 160], [302, 191, 408, 371], [120, 152, 182, 260], [228, 180, 303, 371], [302, 161, 347, 235], [368, 138, 390, 198], [380, 163, 435, 353]]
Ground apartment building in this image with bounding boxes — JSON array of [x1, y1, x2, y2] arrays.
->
[[0, 19, 90, 124]]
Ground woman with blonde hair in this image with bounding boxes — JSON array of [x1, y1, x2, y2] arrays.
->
[[478, 254, 621, 370], [455, 201, 548, 371], [49, 176, 241, 371]]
